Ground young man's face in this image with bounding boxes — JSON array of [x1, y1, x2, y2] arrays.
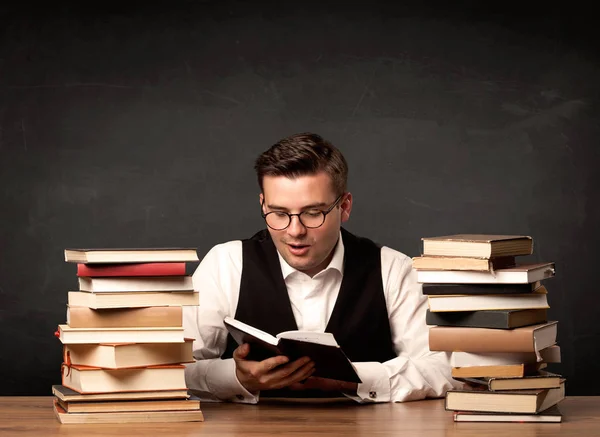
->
[[260, 172, 352, 277]]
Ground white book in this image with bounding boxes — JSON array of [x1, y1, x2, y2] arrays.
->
[[427, 291, 549, 312], [417, 263, 555, 284], [451, 345, 561, 367], [78, 276, 194, 292]]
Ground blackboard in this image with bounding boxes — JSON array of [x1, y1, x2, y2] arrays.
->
[[1, 2, 599, 395]]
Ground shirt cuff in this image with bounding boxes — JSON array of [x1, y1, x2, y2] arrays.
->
[[206, 358, 260, 403], [344, 362, 390, 403]]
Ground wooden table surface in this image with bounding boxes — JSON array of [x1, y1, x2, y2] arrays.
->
[[1, 396, 599, 436]]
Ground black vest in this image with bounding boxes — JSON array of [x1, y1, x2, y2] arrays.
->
[[222, 228, 396, 396]]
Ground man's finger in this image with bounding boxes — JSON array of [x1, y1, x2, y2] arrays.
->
[[233, 343, 250, 360]]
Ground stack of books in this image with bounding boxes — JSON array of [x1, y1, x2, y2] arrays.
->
[[53, 247, 203, 424], [413, 234, 565, 423]]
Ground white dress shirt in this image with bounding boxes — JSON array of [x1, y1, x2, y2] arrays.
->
[[183, 231, 460, 403]]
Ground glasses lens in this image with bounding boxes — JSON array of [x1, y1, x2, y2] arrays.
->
[[265, 212, 290, 230], [300, 211, 325, 228]]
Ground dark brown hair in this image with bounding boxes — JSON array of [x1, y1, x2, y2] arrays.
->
[[254, 132, 348, 195]]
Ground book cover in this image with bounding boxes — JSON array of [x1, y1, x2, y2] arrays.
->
[[64, 248, 199, 264], [426, 308, 548, 329], [421, 234, 533, 258], [77, 262, 187, 277]]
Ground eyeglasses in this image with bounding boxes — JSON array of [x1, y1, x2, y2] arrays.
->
[[261, 193, 345, 231]]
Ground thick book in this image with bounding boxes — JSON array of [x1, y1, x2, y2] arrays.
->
[[55, 324, 185, 344], [77, 262, 186, 277], [422, 282, 539, 296], [445, 382, 565, 414], [421, 234, 533, 258], [66, 305, 183, 328], [64, 247, 199, 264], [56, 397, 201, 413], [62, 364, 187, 394], [412, 256, 516, 272], [53, 400, 204, 424], [416, 263, 555, 284], [78, 276, 194, 293], [453, 405, 562, 423], [451, 362, 547, 378], [426, 308, 548, 329], [451, 346, 561, 367], [52, 385, 189, 402], [456, 371, 563, 391], [426, 287, 549, 312], [428, 321, 558, 356], [223, 317, 361, 383], [64, 339, 194, 369], [67, 291, 199, 309]]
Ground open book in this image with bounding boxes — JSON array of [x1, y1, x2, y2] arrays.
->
[[223, 317, 361, 383]]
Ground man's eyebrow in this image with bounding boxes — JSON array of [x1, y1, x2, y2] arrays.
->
[[266, 201, 329, 211]]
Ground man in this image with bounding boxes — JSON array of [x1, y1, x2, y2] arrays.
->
[[183, 132, 458, 403]]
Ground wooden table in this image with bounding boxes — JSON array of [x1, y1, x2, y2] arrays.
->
[[1, 396, 599, 436]]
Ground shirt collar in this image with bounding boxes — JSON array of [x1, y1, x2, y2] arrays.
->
[[277, 231, 345, 280]]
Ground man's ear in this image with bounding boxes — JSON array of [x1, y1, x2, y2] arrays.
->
[[259, 193, 264, 206], [340, 192, 353, 223]]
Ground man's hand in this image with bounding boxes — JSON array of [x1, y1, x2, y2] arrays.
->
[[289, 376, 358, 395], [233, 343, 315, 393]]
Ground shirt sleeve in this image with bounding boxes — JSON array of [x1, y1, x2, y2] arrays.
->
[[344, 247, 463, 403], [182, 241, 260, 404]]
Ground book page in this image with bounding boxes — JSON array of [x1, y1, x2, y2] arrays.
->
[[223, 317, 278, 346], [276, 331, 338, 346]]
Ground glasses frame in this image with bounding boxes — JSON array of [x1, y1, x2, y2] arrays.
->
[[261, 193, 345, 231]]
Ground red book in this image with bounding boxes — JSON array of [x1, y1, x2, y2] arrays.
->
[[77, 263, 186, 277]]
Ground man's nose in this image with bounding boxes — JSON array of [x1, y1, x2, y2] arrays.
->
[[287, 215, 307, 237]]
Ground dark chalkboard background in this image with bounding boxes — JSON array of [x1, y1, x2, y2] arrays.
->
[[1, 1, 599, 395]]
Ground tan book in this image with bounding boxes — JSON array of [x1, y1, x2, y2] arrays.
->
[[52, 385, 189, 402], [421, 234, 533, 258], [64, 247, 199, 264], [78, 276, 194, 293], [445, 382, 565, 414], [67, 306, 183, 328], [67, 291, 199, 309], [416, 263, 555, 284], [56, 324, 185, 344], [56, 397, 201, 413], [412, 256, 516, 271], [429, 321, 558, 354], [451, 362, 547, 378], [65, 339, 194, 368], [62, 364, 187, 394], [53, 401, 204, 424], [453, 405, 562, 422], [427, 286, 549, 312]]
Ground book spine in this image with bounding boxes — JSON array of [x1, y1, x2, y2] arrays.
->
[[428, 326, 534, 352], [77, 262, 186, 277], [422, 283, 535, 295], [426, 310, 511, 328]]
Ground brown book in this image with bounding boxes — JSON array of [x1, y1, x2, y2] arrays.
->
[[53, 401, 204, 424], [445, 382, 565, 414], [428, 321, 558, 353], [412, 256, 516, 271], [67, 306, 183, 328], [421, 234, 533, 258], [457, 371, 563, 391], [52, 385, 189, 402], [56, 397, 201, 413], [62, 364, 187, 394], [64, 339, 194, 369], [451, 362, 547, 378], [64, 247, 199, 264], [67, 291, 199, 309]]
